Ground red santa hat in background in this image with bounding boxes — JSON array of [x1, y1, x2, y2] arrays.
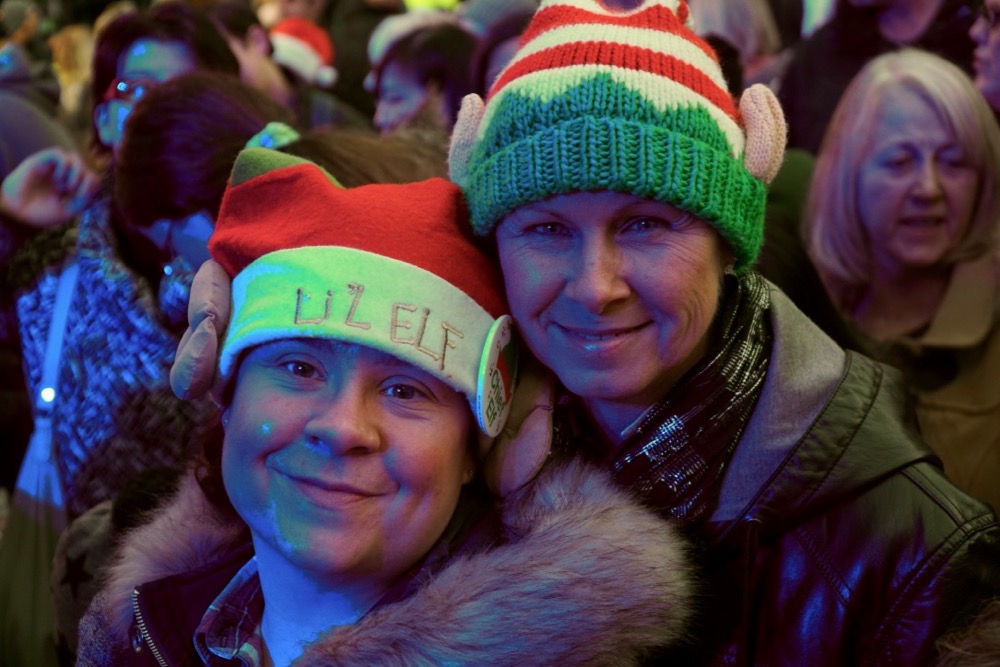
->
[[269, 16, 337, 88]]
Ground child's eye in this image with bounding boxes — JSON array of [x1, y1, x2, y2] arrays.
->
[[382, 383, 425, 400], [282, 360, 319, 378]]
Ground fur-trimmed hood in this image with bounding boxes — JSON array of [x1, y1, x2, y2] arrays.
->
[[78, 459, 694, 666]]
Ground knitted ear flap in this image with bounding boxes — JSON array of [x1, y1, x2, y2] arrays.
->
[[740, 83, 786, 185], [448, 93, 485, 188]]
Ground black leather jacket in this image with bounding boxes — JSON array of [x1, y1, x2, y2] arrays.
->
[[643, 288, 1000, 666]]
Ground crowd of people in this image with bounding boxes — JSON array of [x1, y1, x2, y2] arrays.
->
[[2, 0, 1000, 665]]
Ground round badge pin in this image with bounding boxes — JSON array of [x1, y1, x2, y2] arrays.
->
[[475, 314, 517, 437]]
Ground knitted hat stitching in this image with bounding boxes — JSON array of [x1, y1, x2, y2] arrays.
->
[[454, 0, 768, 269]]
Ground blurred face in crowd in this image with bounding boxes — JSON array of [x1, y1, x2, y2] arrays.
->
[[496, 190, 728, 438], [279, 0, 326, 23], [95, 38, 198, 154], [222, 339, 473, 592], [971, 0, 1000, 110], [857, 85, 978, 276], [132, 209, 215, 269], [373, 61, 441, 135]]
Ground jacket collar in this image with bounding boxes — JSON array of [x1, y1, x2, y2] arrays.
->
[[900, 253, 998, 349], [710, 284, 936, 548]]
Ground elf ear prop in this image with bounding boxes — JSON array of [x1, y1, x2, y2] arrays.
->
[[483, 355, 557, 498], [739, 83, 786, 185], [448, 93, 485, 187], [170, 259, 232, 402]]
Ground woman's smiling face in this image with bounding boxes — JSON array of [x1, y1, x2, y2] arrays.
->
[[496, 190, 729, 437], [222, 339, 472, 591]]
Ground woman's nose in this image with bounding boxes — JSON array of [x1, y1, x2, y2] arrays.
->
[[912, 158, 944, 199], [303, 385, 381, 456], [564, 238, 630, 313]]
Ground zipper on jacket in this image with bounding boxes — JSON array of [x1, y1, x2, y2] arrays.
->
[[131, 587, 169, 667], [737, 515, 763, 667]]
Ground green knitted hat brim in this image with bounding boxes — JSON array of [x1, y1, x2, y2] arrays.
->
[[465, 77, 766, 270]]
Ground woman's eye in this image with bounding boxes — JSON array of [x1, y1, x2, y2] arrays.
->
[[382, 383, 423, 400], [939, 151, 970, 170], [880, 153, 911, 169], [282, 360, 319, 378], [624, 216, 664, 232], [524, 221, 567, 236], [623, 213, 690, 233]]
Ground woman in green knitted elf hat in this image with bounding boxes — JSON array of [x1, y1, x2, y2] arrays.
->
[[445, 0, 1000, 664]]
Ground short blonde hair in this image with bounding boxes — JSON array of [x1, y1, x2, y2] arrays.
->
[[804, 49, 1000, 309]]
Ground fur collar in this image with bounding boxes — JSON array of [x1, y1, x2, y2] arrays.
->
[[82, 459, 693, 665]]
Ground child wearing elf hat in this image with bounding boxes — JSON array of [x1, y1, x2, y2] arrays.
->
[[445, 0, 1000, 664], [76, 146, 694, 666]]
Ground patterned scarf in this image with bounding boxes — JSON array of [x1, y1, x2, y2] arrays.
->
[[607, 271, 772, 528]]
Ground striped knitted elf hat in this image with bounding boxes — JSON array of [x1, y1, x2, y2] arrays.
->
[[449, 0, 786, 270], [210, 147, 517, 437]]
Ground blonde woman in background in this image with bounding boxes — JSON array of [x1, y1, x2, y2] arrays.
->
[[805, 48, 1000, 512]]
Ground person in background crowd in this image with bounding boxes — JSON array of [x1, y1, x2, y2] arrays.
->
[[0, 42, 78, 500], [970, 0, 1000, 116], [209, 0, 371, 130], [76, 144, 693, 666], [464, 0, 535, 96], [0, 37, 58, 116], [46, 22, 94, 146], [0, 0, 52, 69], [689, 0, 789, 91], [804, 48, 1000, 513], [364, 9, 476, 135], [779, 0, 976, 153], [326, 0, 402, 119], [0, 4, 240, 663], [449, 1, 1000, 663]]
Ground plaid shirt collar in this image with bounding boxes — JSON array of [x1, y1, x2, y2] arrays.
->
[[193, 556, 266, 666]]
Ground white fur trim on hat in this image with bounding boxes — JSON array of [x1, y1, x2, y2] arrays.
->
[[271, 33, 338, 87]]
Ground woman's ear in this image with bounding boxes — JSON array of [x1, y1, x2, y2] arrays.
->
[[93, 102, 115, 148]]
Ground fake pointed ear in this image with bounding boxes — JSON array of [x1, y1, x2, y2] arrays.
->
[[482, 356, 557, 498], [448, 93, 485, 187], [170, 259, 232, 402], [739, 84, 786, 185]]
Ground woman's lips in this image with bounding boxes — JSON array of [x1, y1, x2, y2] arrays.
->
[[281, 472, 386, 509], [554, 322, 651, 353]]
